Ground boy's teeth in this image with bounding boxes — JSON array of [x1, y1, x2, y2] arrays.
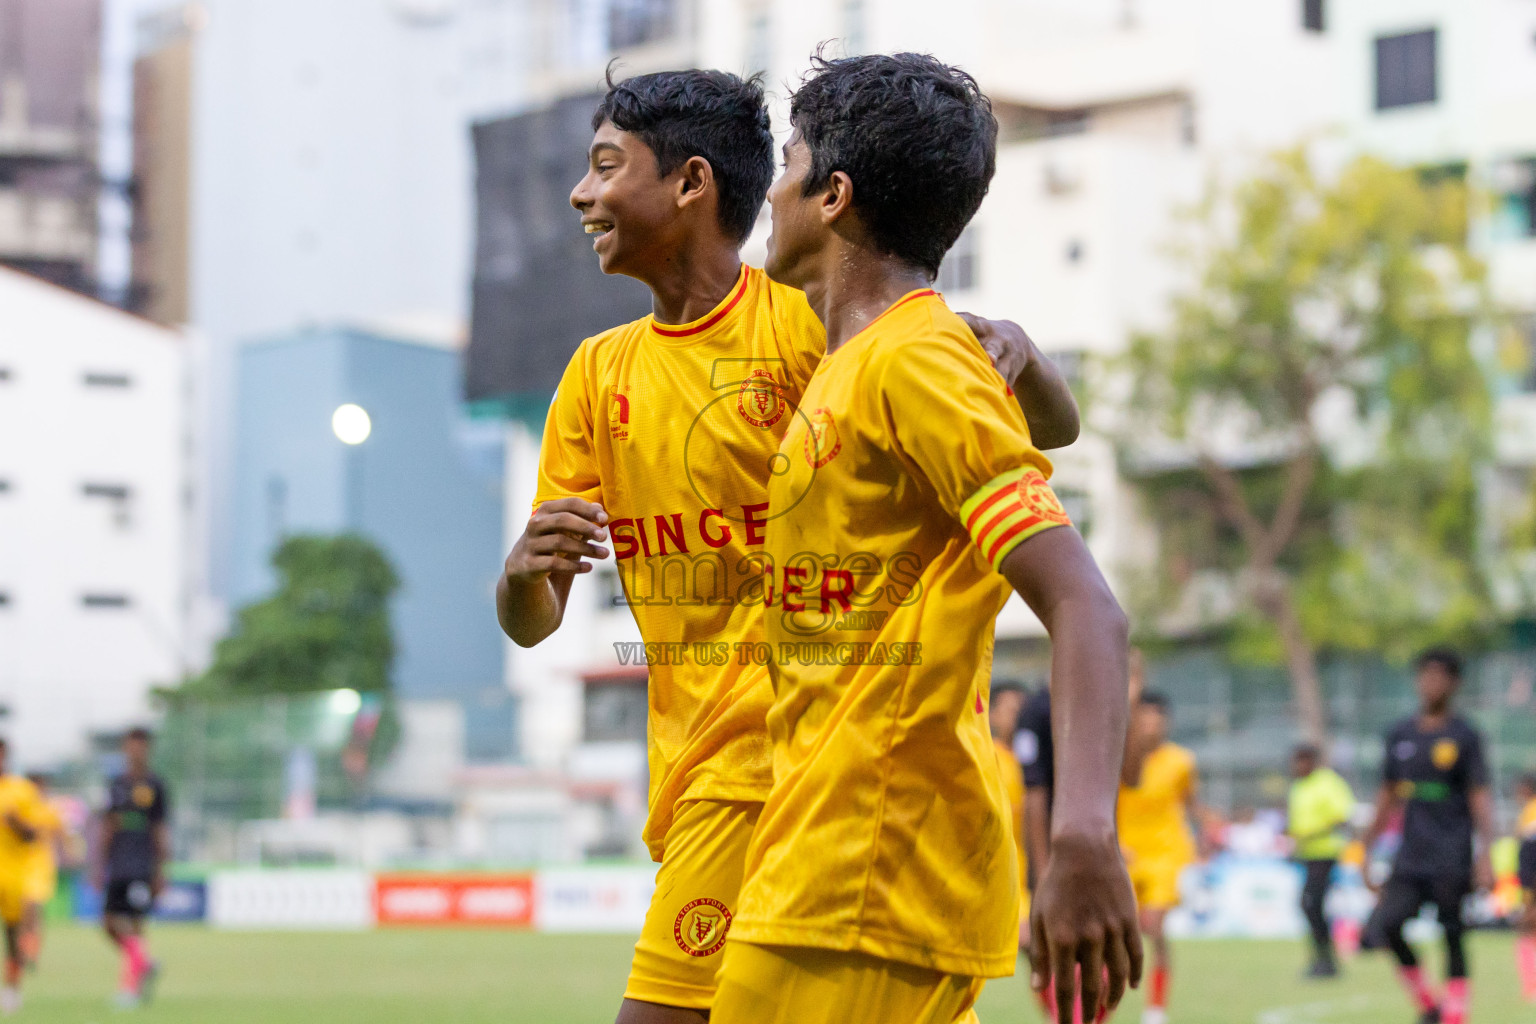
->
[[585, 223, 611, 234]]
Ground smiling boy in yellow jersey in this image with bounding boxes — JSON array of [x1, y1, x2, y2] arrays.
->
[[1118, 692, 1201, 1024], [495, 69, 1080, 1024], [0, 740, 44, 1014], [711, 55, 1140, 1024]]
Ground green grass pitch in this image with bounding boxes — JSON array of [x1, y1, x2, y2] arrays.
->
[[15, 925, 1526, 1023]]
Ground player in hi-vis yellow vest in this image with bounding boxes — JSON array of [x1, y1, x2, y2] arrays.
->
[[709, 54, 1139, 1024], [495, 69, 1081, 1024]]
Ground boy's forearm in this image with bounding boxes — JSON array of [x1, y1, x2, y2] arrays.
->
[[1014, 353, 1080, 451], [496, 574, 561, 647], [1040, 591, 1129, 838]]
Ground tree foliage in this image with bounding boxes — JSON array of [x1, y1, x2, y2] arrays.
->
[[194, 534, 401, 696], [1116, 148, 1497, 742]]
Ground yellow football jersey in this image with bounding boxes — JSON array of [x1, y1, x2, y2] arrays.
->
[[535, 265, 825, 860], [1118, 742, 1198, 866], [0, 775, 43, 873], [732, 289, 1071, 979], [20, 798, 63, 889]]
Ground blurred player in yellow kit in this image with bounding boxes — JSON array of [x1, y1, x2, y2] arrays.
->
[[1118, 692, 1203, 1024], [711, 53, 1140, 1024], [495, 68, 1079, 1024], [988, 681, 1031, 942], [19, 774, 65, 976], [0, 739, 45, 1015]]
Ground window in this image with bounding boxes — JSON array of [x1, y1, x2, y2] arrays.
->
[[83, 372, 133, 388], [0, 367, 10, 382], [0, 592, 10, 608], [0, 480, 9, 494], [1493, 158, 1536, 241], [937, 227, 979, 293], [584, 678, 648, 742], [608, 0, 674, 50], [82, 593, 132, 609], [82, 483, 132, 501], [1375, 29, 1437, 110], [1302, 0, 1325, 33]]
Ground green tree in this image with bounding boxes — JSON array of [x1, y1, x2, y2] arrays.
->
[[1117, 149, 1496, 744], [195, 533, 401, 696]]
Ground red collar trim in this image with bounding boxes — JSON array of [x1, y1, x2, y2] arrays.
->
[[649, 268, 751, 338]]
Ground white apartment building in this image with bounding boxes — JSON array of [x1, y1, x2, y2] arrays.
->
[[0, 268, 193, 766], [469, 0, 1536, 856]]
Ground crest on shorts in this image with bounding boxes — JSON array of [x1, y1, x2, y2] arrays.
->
[[804, 407, 841, 468], [673, 897, 732, 957], [1431, 738, 1459, 771], [737, 369, 786, 429]]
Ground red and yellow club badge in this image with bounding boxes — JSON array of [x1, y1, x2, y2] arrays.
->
[[804, 407, 841, 468], [1019, 468, 1071, 526], [673, 897, 732, 957], [737, 369, 786, 429]]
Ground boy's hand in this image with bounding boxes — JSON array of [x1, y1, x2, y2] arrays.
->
[[957, 312, 1034, 384], [1031, 828, 1142, 1024], [504, 498, 610, 583]]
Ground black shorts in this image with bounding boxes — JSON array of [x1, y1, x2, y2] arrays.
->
[[1520, 838, 1536, 893], [104, 878, 156, 918]]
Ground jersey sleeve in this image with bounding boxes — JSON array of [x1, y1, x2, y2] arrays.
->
[[1463, 728, 1490, 789], [532, 342, 604, 511], [878, 331, 1069, 570], [1381, 729, 1401, 785]]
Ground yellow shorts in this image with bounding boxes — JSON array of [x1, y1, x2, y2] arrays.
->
[[1127, 858, 1185, 912], [625, 799, 762, 1010], [713, 940, 984, 1024]]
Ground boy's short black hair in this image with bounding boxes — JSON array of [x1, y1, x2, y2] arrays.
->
[[1139, 691, 1171, 712], [1414, 647, 1463, 681], [790, 52, 997, 278], [592, 67, 773, 243], [124, 726, 154, 744], [1292, 742, 1321, 762], [1517, 772, 1536, 794]]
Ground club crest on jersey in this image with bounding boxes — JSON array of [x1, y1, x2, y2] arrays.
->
[[673, 897, 732, 957], [1432, 738, 1460, 770], [132, 783, 156, 808], [737, 369, 786, 429], [609, 388, 631, 441], [804, 407, 841, 468]]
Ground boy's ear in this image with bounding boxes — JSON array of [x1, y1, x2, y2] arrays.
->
[[676, 155, 715, 208], [820, 170, 854, 225]]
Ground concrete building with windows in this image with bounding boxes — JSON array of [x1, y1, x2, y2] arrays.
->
[[0, 267, 191, 766], [0, 0, 103, 297], [459, 0, 1536, 848]]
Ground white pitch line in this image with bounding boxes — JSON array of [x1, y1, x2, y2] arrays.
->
[[1255, 993, 1380, 1024]]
